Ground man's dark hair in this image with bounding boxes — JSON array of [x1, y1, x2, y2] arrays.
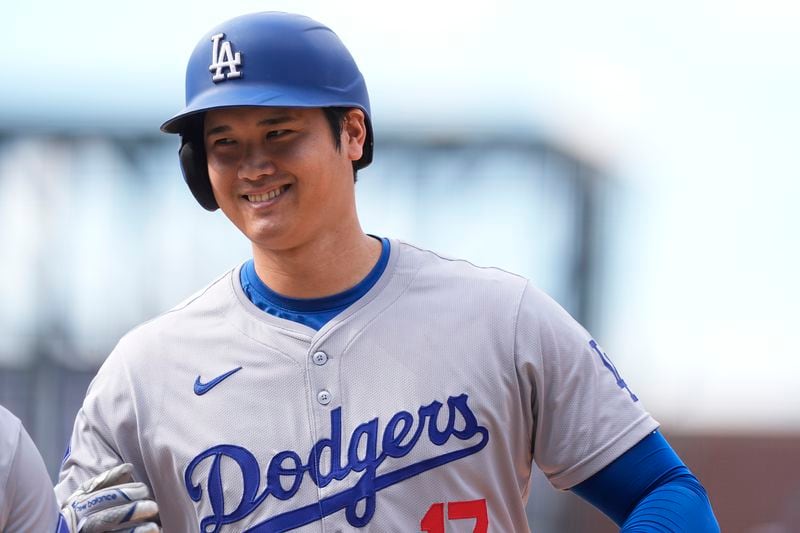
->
[[323, 107, 359, 182]]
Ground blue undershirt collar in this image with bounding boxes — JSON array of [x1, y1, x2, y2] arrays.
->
[[240, 237, 390, 331]]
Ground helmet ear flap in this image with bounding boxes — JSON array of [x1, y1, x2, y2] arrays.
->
[[179, 136, 219, 211]]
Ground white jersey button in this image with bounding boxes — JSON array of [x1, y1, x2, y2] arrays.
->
[[312, 351, 328, 365], [317, 390, 332, 405]]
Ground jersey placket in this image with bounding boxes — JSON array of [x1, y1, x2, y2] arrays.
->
[[305, 334, 345, 531]]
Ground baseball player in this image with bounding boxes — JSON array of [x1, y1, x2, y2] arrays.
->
[[56, 12, 719, 532], [0, 404, 60, 532]]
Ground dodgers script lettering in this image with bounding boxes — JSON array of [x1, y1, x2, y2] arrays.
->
[[184, 394, 489, 532]]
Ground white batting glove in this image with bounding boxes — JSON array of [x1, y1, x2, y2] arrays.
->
[[59, 463, 161, 533]]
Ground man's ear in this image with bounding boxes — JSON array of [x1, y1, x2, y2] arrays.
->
[[343, 109, 367, 162], [179, 136, 219, 211]]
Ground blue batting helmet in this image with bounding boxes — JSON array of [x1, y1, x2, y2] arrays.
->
[[160, 12, 373, 211]]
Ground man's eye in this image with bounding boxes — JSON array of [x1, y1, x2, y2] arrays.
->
[[213, 138, 236, 146], [266, 130, 290, 139]]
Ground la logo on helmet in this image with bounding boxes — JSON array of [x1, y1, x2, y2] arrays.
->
[[209, 33, 242, 82]]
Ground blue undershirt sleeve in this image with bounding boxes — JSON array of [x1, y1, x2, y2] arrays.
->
[[571, 430, 720, 532]]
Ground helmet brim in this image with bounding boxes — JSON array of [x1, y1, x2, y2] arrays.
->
[[160, 82, 373, 169], [160, 82, 370, 134]]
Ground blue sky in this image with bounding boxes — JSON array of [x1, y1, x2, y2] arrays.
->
[[5, 0, 799, 430]]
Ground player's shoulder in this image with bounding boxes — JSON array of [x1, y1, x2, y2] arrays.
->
[[393, 239, 575, 321], [0, 404, 20, 427], [394, 239, 529, 308], [109, 266, 239, 361], [397, 239, 528, 286], [0, 405, 21, 440]]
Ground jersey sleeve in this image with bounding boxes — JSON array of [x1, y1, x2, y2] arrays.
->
[[55, 339, 148, 504], [514, 281, 659, 490], [0, 409, 60, 532]]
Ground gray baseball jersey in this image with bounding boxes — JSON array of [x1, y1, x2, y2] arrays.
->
[[56, 239, 657, 532], [0, 404, 60, 532]]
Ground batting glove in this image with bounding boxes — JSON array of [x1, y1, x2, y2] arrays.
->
[[59, 463, 161, 533]]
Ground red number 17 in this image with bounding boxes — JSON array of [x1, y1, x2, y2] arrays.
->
[[420, 499, 489, 532]]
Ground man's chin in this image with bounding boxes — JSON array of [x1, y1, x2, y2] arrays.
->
[[246, 228, 304, 254]]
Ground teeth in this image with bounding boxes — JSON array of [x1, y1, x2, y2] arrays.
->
[[248, 186, 285, 203]]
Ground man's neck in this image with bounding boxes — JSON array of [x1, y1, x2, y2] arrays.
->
[[251, 232, 382, 299]]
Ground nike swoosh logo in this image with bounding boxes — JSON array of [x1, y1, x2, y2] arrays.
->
[[194, 366, 242, 396]]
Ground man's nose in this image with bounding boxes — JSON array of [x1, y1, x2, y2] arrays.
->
[[238, 145, 277, 180]]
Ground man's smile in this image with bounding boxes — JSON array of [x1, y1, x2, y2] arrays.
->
[[244, 184, 291, 203]]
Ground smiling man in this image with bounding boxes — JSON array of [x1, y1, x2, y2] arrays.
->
[[55, 12, 719, 533]]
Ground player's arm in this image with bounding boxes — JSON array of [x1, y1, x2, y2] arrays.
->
[[571, 430, 720, 532], [512, 283, 718, 529], [56, 342, 161, 532], [57, 397, 162, 532], [2, 416, 60, 532]]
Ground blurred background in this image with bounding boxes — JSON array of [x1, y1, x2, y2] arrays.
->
[[2, 0, 799, 531]]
